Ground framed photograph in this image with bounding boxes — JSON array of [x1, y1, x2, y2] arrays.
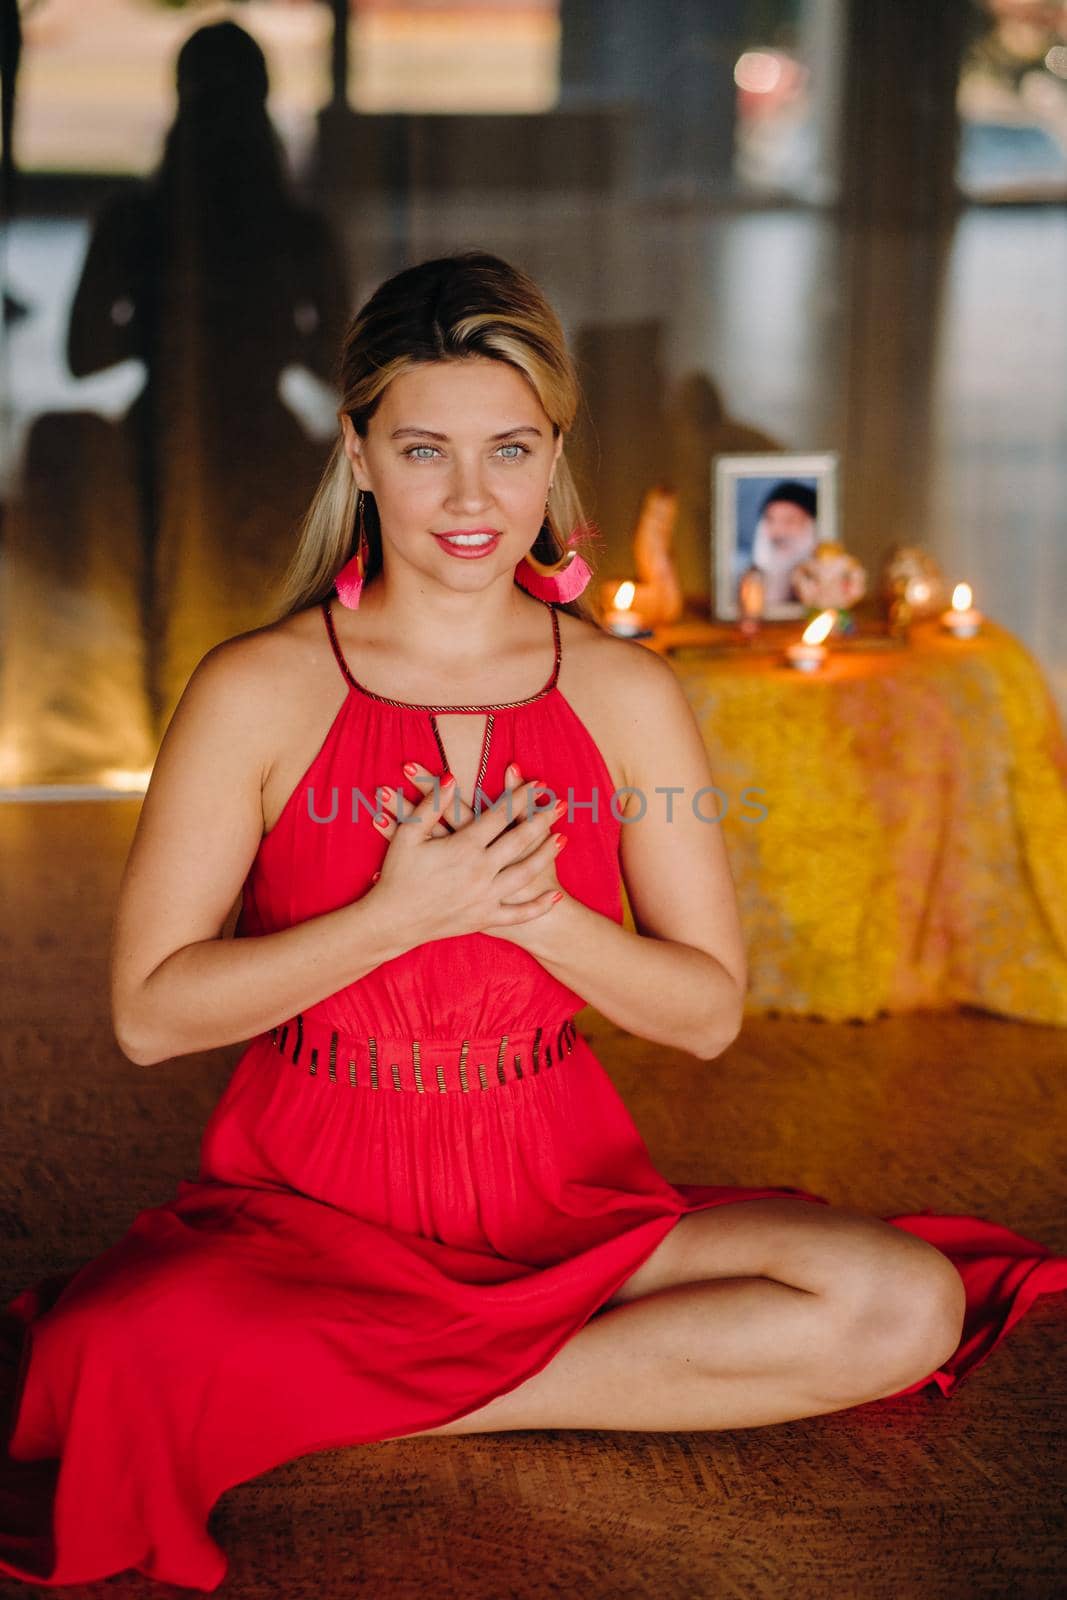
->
[[712, 452, 841, 620]]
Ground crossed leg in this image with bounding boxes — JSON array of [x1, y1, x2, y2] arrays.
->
[[399, 1198, 967, 1437]]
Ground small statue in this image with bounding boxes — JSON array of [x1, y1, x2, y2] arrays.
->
[[790, 541, 867, 634], [879, 545, 947, 619], [596, 482, 684, 628]]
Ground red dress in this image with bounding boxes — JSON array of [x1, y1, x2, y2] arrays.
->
[[2, 596, 1065, 1592]]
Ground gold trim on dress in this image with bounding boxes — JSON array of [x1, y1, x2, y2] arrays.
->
[[268, 1015, 576, 1092]]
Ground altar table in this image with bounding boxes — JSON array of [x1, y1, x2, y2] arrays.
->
[[657, 619, 1067, 1026]]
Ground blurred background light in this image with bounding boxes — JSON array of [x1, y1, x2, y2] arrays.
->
[[734, 50, 784, 95]]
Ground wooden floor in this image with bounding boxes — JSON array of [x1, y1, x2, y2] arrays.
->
[[1, 799, 1065, 1599]]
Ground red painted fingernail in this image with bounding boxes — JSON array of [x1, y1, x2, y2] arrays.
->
[[554, 833, 568, 850], [551, 891, 564, 903], [403, 763, 418, 776], [371, 870, 381, 882]]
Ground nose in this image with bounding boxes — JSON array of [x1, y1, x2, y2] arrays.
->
[[445, 456, 494, 513]]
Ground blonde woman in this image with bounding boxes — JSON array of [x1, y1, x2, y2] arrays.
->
[[4, 251, 1063, 1593]]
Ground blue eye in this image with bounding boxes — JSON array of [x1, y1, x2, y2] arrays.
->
[[403, 442, 531, 462]]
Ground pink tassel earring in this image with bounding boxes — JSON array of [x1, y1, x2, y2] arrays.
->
[[514, 486, 594, 603], [334, 490, 371, 610]]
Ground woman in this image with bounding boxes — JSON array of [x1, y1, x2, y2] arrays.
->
[[2, 251, 1064, 1592]]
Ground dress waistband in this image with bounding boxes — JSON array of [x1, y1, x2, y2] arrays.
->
[[264, 1013, 580, 1093]]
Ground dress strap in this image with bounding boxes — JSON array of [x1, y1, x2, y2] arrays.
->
[[321, 598, 355, 689]]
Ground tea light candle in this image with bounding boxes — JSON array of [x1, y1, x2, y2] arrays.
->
[[940, 582, 983, 639], [784, 609, 836, 672], [603, 579, 650, 638]]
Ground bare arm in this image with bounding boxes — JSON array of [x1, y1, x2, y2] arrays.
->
[[109, 639, 411, 1067], [516, 895, 742, 1061], [509, 646, 748, 1060]]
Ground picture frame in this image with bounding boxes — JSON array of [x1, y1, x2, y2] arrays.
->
[[712, 451, 841, 620]]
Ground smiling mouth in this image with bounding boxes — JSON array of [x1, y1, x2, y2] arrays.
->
[[434, 531, 501, 545]]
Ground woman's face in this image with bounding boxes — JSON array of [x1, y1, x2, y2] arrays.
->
[[341, 356, 563, 589]]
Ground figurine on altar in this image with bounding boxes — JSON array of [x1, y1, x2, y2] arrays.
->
[[790, 540, 868, 634], [597, 482, 684, 629], [879, 545, 948, 620]]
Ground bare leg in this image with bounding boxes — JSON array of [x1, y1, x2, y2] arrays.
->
[[399, 1272, 947, 1438]]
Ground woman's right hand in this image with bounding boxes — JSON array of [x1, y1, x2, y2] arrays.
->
[[368, 775, 564, 944]]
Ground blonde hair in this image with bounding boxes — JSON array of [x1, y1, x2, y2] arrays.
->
[[268, 250, 601, 626]]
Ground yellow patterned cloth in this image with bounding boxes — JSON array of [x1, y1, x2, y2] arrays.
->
[[669, 620, 1067, 1025]]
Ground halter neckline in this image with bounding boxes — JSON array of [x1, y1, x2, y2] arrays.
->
[[321, 596, 563, 713]]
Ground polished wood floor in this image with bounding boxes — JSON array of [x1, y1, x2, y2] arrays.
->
[[1, 799, 1064, 1599]]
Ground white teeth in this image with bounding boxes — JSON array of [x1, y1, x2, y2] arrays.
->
[[441, 533, 495, 546]]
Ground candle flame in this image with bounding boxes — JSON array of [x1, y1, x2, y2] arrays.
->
[[613, 580, 635, 609], [801, 609, 835, 645], [951, 582, 972, 611]]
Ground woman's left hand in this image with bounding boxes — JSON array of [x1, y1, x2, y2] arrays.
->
[[371, 760, 568, 945]]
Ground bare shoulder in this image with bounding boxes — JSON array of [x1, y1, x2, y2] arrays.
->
[[561, 615, 747, 1018], [209, 603, 328, 688], [161, 606, 332, 815], [110, 612, 334, 1058], [173, 609, 315, 745], [556, 608, 678, 693], [555, 611, 684, 796], [211, 604, 335, 720], [239, 600, 343, 774]]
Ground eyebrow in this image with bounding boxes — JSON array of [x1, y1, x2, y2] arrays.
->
[[389, 425, 543, 441]]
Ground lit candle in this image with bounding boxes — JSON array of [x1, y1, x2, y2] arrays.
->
[[940, 582, 983, 639], [784, 609, 836, 672], [603, 580, 647, 637]]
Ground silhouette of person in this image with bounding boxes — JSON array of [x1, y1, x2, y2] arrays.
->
[[65, 20, 351, 732]]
